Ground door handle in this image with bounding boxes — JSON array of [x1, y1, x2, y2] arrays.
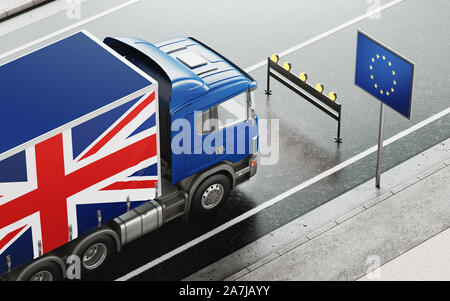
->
[[215, 145, 225, 155]]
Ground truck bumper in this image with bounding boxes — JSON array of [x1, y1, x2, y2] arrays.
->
[[249, 154, 258, 178], [235, 154, 258, 185]]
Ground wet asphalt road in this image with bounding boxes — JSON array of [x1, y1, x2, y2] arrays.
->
[[0, 0, 449, 280]]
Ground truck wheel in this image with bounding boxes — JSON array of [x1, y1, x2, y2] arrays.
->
[[192, 174, 231, 214], [74, 235, 116, 275], [20, 261, 63, 281]]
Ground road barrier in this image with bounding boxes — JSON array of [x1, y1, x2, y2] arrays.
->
[[265, 54, 342, 143]]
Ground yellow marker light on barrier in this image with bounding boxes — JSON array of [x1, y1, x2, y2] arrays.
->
[[270, 54, 279, 63], [328, 92, 337, 102], [316, 83, 324, 93], [299, 73, 308, 82], [283, 62, 292, 72]]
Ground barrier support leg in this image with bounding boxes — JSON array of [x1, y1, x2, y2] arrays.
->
[[335, 114, 343, 143], [265, 59, 272, 95]]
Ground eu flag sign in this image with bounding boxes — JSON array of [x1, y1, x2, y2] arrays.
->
[[355, 30, 414, 119], [355, 30, 415, 188]]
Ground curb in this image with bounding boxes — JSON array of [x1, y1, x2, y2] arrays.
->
[[225, 161, 449, 281], [0, 0, 51, 21]]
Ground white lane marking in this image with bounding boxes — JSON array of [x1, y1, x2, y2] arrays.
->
[[116, 107, 449, 281], [0, 0, 141, 61], [244, 0, 406, 73]]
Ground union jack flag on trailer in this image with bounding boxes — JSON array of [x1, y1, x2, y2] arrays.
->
[[0, 31, 159, 275]]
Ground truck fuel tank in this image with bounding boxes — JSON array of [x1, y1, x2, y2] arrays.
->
[[113, 200, 163, 245]]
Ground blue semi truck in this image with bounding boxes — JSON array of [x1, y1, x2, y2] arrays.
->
[[0, 31, 258, 280]]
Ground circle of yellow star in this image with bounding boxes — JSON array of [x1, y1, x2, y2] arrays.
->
[[369, 54, 397, 98]]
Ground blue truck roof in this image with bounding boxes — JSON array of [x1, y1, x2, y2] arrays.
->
[[103, 36, 257, 114], [0, 31, 153, 159]]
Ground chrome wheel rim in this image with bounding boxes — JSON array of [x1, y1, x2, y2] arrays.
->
[[201, 183, 224, 210], [82, 243, 107, 270], [30, 271, 53, 281]]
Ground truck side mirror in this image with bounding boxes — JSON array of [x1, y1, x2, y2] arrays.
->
[[247, 91, 256, 121]]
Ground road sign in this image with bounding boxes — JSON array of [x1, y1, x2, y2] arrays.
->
[[355, 30, 414, 119], [355, 30, 415, 187]]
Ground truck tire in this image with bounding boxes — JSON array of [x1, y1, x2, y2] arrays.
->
[[19, 260, 63, 281], [73, 234, 116, 276], [192, 174, 231, 215]]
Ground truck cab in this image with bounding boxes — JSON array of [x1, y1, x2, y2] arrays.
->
[[104, 36, 259, 212]]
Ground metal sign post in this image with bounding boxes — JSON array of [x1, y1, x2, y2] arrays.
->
[[375, 102, 385, 188]]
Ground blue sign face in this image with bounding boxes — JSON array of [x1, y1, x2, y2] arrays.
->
[[355, 31, 414, 119]]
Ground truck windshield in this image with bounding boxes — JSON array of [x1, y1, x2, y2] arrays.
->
[[217, 92, 248, 130], [196, 91, 254, 135]]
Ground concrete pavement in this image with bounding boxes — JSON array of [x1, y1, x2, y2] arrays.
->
[[359, 227, 450, 281], [186, 138, 450, 281], [0, 0, 51, 20]]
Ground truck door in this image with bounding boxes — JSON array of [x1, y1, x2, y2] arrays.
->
[[216, 91, 251, 162], [184, 91, 253, 177], [188, 107, 219, 174]]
